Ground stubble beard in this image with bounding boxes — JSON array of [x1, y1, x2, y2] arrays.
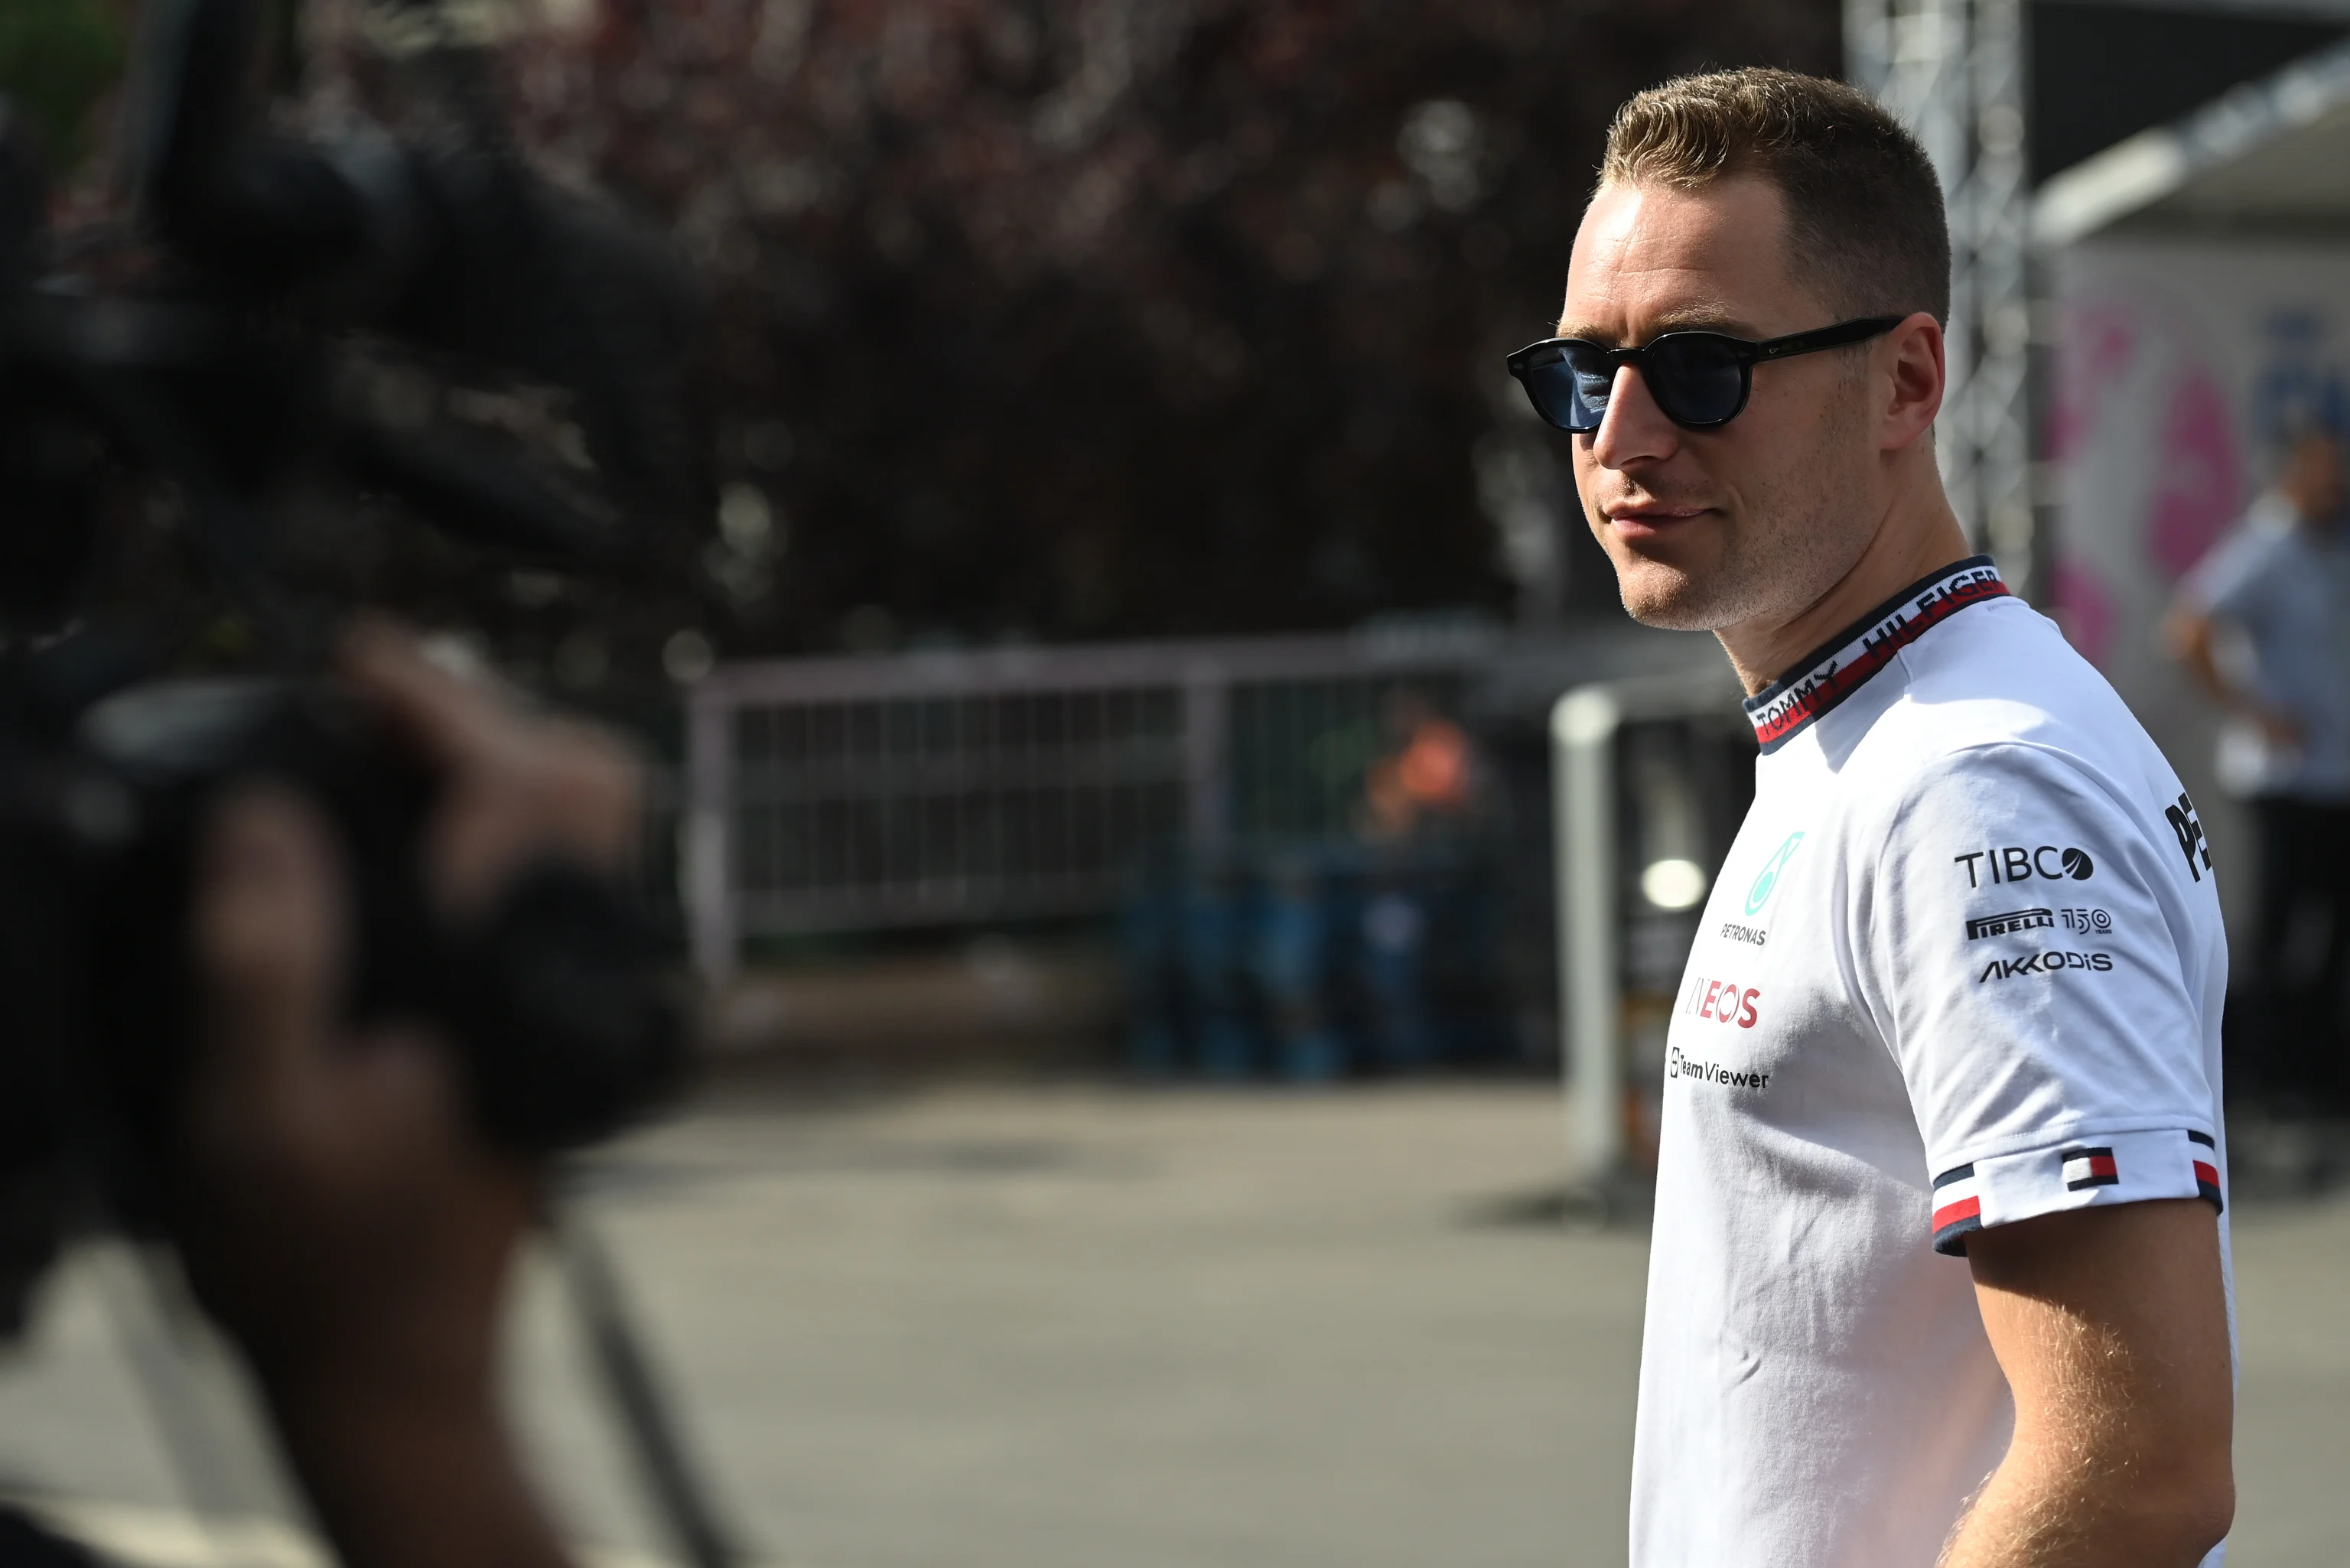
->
[[1607, 529, 1779, 632], [1598, 383, 1876, 638]]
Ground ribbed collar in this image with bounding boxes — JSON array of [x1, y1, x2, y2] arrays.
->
[[1743, 555, 2008, 753]]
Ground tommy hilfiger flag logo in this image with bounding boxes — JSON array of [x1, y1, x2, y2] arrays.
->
[[2189, 1129, 2222, 1209], [1930, 1164, 1981, 1255], [1930, 1129, 2225, 1255], [2061, 1147, 2119, 1190]]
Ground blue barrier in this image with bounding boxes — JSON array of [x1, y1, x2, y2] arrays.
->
[[1125, 842, 1505, 1080]]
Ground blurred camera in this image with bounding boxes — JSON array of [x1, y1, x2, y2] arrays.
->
[[0, 0, 700, 1323]]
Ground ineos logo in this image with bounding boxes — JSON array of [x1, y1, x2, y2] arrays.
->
[[1681, 974, 1761, 1029], [1953, 846, 2094, 889]]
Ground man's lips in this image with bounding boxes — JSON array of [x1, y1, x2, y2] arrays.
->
[[1602, 504, 1713, 539]]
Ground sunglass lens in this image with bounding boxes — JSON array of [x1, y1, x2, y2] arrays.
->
[[1643, 336, 1747, 426], [1517, 344, 1614, 433]]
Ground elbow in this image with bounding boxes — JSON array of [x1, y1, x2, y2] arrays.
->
[[2119, 1456, 2234, 1563], [2173, 1472, 2234, 1561], [2160, 606, 2205, 664]]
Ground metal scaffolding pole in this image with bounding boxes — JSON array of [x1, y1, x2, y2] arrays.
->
[[1847, 0, 2039, 595]]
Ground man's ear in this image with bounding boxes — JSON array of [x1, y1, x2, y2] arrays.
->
[[1881, 311, 1945, 453]]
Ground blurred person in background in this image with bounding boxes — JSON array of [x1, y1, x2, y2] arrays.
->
[[2169, 428, 2350, 1114], [1515, 68, 2233, 1568], [1359, 687, 1476, 841], [0, 625, 631, 1568]]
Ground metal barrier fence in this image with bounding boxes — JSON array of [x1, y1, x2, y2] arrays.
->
[[682, 629, 1495, 978], [1551, 669, 1753, 1192]]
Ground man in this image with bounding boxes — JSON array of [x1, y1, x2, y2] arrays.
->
[[3, 623, 634, 1568], [1507, 70, 2234, 1566], [171, 622, 640, 1568], [2169, 429, 2350, 1112]]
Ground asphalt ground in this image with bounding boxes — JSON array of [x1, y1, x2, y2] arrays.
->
[[0, 1084, 2344, 1567]]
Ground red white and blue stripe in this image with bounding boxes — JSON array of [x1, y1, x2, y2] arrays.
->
[[1744, 557, 2010, 753], [1930, 1127, 2224, 1255], [2189, 1129, 2223, 1210], [1930, 1163, 1982, 1255], [2060, 1146, 2119, 1190]]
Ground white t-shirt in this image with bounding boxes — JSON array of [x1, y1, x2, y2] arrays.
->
[[1629, 556, 2233, 1568]]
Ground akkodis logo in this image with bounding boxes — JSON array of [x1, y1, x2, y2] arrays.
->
[[1745, 831, 1805, 916]]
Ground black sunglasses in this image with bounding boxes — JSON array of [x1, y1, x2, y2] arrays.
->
[[1505, 315, 1905, 434]]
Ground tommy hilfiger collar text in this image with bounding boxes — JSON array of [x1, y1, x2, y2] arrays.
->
[[1742, 556, 2009, 753]]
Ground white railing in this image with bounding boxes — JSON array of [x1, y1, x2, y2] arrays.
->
[[681, 627, 1502, 980]]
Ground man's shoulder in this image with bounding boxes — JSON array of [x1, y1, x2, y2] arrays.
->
[[1841, 598, 2173, 820], [2184, 502, 2301, 604], [2208, 519, 2296, 574]]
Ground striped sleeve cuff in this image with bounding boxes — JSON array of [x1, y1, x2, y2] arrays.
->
[[1931, 1126, 2223, 1257]]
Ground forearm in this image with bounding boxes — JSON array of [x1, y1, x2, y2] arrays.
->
[[263, 1370, 573, 1568], [2168, 612, 2269, 721], [174, 636, 637, 1568], [1940, 1439, 2229, 1568], [2171, 620, 2230, 702], [1955, 1203, 2234, 1568]]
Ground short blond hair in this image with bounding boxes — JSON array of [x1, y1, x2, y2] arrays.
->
[[1601, 67, 1950, 326]]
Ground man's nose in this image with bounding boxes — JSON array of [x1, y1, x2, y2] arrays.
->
[[1589, 363, 1680, 469]]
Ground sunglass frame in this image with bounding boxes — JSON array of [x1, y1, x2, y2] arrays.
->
[[1504, 314, 1906, 434]]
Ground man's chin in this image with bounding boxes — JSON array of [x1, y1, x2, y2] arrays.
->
[[1614, 560, 1740, 632]]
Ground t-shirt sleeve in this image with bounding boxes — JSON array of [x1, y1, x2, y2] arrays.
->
[[2178, 526, 2274, 626], [1854, 743, 2221, 1256]]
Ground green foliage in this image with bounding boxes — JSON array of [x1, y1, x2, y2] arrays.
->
[[0, 0, 128, 174]]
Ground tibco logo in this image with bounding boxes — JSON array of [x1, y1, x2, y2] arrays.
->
[[1681, 974, 1760, 1028], [1953, 845, 2094, 888]]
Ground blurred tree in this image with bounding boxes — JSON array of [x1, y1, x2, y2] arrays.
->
[[0, 0, 127, 172], [340, 0, 1843, 675]]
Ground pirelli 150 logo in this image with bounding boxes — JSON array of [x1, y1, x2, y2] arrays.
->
[[1964, 907, 2109, 940], [1964, 907, 2054, 939]]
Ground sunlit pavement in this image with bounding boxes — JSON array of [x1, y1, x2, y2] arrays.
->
[[2, 1085, 2346, 1567]]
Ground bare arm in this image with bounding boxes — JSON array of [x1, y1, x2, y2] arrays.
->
[[2164, 606, 2298, 743], [177, 623, 641, 1568], [1939, 1200, 2233, 1568]]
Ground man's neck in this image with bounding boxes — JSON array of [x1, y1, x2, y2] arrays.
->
[[1714, 487, 1975, 697]]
